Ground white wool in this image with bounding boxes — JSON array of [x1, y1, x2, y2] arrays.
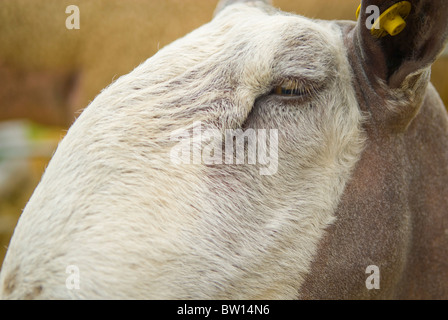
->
[[0, 3, 365, 299]]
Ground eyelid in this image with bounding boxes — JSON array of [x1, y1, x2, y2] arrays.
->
[[270, 79, 313, 98]]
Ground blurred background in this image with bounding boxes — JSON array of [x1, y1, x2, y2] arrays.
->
[[0, 0, 447, 267]]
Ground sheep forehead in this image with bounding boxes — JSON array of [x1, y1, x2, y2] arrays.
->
[[157, 5, 343, 90], [218, 11, 340, 68]]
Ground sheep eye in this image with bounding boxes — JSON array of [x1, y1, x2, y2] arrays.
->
[[270, 80, 309, 97]]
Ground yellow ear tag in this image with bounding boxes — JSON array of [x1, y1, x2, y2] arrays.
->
[[356, 1, 412, 38], [356, 4, 361, 20]]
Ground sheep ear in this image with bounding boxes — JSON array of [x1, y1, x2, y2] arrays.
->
[[214, 0, 272, 16], [355, 0, 448, 88]]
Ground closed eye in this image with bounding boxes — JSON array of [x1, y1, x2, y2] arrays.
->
[[270, 79, 313, 98]]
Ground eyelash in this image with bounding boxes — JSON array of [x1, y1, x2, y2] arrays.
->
[[270, 79, 314, 98]]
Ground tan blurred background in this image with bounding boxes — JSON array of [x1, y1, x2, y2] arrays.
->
[[0, 0, 447, 267]]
